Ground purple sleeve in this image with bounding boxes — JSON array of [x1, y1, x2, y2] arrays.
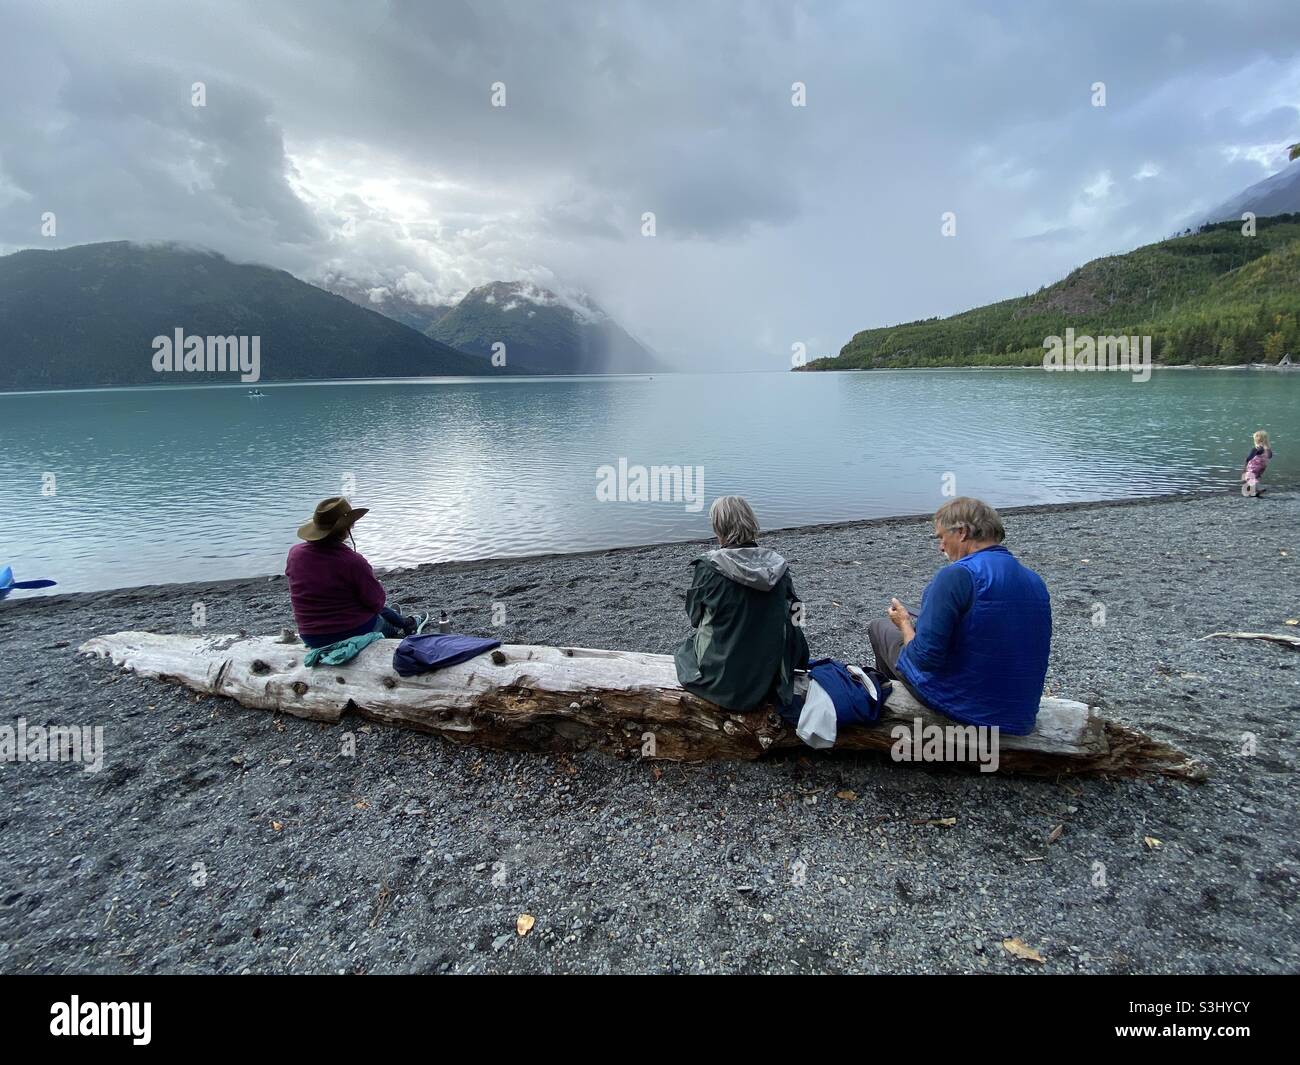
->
[[351, 552, 387, 613]]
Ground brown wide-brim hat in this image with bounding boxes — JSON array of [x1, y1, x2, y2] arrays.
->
[[297, 497, 369, 541]]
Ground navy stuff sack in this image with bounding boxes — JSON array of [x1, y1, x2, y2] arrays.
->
[[392, 633, 502, 677]]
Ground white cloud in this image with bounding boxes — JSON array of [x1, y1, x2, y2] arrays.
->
[[1084, 171, 1115, 200], [1220, 142, 1292, 170]]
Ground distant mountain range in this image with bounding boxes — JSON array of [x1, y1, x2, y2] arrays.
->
[[324, 277, 661, 374], [10, 159, 1289, 390], [800, 214, 1300, 371], [424, 281, 663, 374], [321, 278, 454, 335], [0, 242, 494, 391], [1202, 160, 1300, 225]]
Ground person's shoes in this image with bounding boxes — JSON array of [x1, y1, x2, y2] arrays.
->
[[413, 612, 432, 635]]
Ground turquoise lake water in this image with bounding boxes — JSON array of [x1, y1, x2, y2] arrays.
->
[[1, 370, 1295, 593]]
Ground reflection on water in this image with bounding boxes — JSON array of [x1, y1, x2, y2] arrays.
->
[[1, 370, 1295, 592]]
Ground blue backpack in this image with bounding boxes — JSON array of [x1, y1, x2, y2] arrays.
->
[[805, 658, 892, 726], [778, 658, 892, 746]]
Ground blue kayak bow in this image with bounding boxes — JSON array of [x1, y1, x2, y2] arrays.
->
[[0, 566, 57, 599]]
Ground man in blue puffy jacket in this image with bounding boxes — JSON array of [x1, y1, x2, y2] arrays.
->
[[867, 497, 1051, 736]]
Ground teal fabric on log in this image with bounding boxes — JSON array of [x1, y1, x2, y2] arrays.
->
[[303, 630, 385, 667]]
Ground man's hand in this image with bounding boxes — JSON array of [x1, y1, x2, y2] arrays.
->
[[887, 597, 916, 643]]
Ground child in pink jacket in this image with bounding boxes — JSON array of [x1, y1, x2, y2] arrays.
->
[[1241, 430, 1274, 497]]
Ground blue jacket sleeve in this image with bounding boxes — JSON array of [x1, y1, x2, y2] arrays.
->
[[898, 564, 975, 673]]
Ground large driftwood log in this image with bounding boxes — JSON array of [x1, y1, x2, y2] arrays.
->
[[79, 632, 1206, 780]]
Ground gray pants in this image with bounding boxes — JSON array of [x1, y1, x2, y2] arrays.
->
[[866, 616, 941, 712], [867, 617, 906, 681]]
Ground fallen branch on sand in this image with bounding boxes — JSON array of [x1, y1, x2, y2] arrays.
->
[[1199, 631, 1300, 650], [79, 632, 1207, 781]]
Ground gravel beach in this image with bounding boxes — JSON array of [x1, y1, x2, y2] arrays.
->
[[2, 491, 1297, 975]]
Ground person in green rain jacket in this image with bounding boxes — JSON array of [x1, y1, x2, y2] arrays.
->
[[674, 496, 810, 711]]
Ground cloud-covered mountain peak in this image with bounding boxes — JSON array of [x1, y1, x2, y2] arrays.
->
[[471, 280, 609, 325]]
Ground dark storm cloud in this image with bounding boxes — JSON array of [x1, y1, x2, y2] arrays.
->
[[0, 3, 319, 255], [1, 0, 1299, 367]]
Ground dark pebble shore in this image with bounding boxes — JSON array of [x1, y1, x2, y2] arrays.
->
[[1, 491, 1297, 974]]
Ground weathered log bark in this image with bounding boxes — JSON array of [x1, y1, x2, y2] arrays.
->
[[79, 632, 1206, 780]]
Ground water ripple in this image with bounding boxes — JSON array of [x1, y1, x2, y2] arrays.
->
[[1, 370, 1294, 592]]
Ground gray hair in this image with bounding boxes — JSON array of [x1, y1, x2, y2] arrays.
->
[[709, 495, 760, 547], [934, 497, 1005, 543]]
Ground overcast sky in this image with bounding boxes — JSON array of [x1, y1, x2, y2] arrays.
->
[[2, 0, 1299, 369]]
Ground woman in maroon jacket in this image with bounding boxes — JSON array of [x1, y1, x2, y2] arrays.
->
[[285, 497, 417, 648]]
